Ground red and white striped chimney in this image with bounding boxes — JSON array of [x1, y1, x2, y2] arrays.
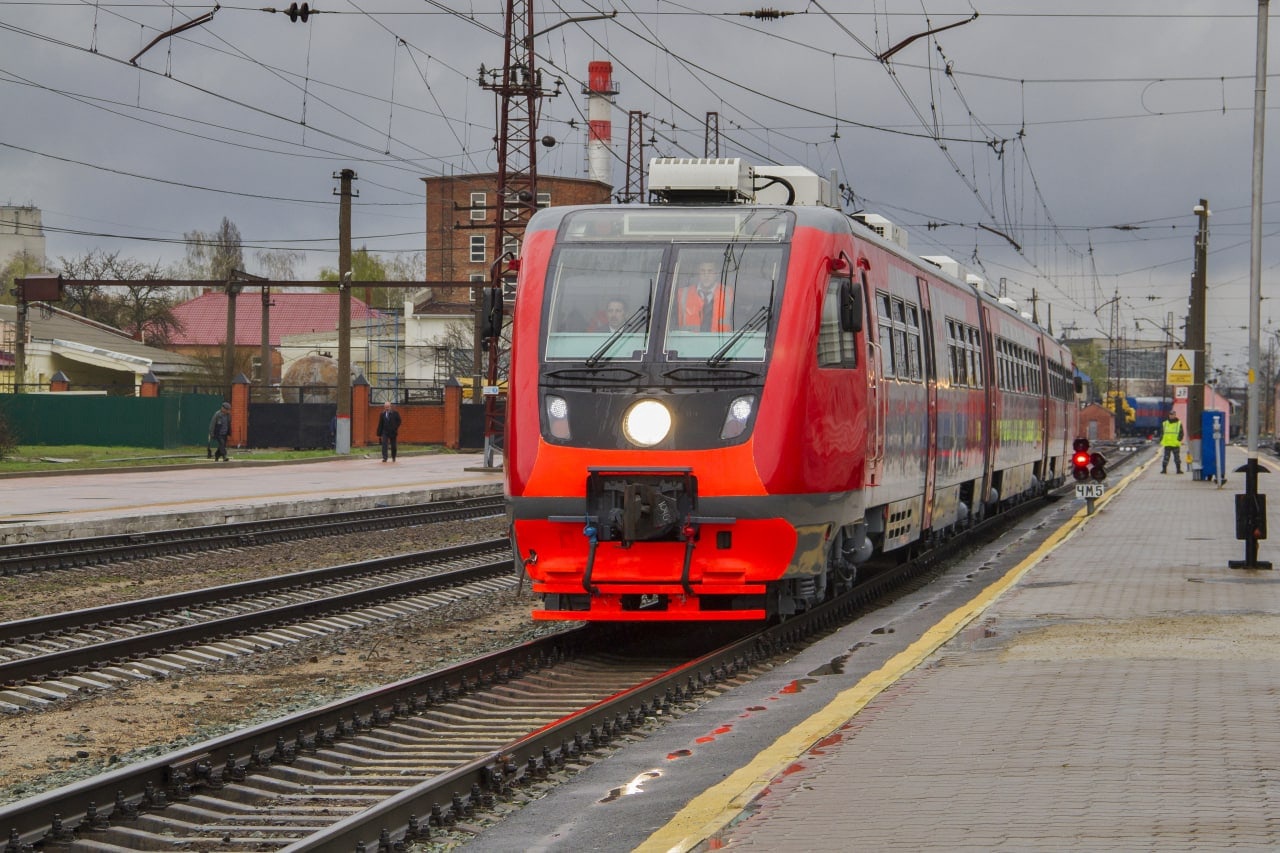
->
[[585, 61, 618, 186]]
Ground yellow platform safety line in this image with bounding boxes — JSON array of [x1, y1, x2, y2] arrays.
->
[[639, 458, 1149, 853]]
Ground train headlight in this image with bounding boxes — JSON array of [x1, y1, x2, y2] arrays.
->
[[546, 395, 570, 439], [720, 395, 756, 440], [623, 399, 671, 447]]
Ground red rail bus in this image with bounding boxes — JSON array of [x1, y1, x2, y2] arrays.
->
[[505, 159, 1077, 621]]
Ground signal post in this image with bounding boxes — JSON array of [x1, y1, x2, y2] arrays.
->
[[1071, 437, 1107, 515]]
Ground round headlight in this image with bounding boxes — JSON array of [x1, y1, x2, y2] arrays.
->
[[623, 400, 672, 447], [721, 394, 756, 440]]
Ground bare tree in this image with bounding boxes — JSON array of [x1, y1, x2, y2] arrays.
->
[[117, 282, 182, 345], [179, 217, 244, 281], [59, 250, 147, 311], [56, 250, 179, 341], [255, 248, 305, 281]]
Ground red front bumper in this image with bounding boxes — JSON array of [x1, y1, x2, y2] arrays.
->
[[516, 516, 798, 621]]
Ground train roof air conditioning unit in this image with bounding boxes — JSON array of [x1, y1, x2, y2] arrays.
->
[[754, 166, 835, 207], [649, 158, 754, 204], [852, 213, 909, 250]]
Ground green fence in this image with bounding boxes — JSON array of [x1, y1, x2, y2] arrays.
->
[[0, 393, 224, 448]]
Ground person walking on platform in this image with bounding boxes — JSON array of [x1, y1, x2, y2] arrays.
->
[[1160, 410, 1183, 474], [209, 402, 232, 462], [376, 400, 402, 462]]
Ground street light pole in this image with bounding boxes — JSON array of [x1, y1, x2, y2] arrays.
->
[[1231, 0, 1272, 570]]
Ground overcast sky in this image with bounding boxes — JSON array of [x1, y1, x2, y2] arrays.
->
[[2, 2, 1277, 376]]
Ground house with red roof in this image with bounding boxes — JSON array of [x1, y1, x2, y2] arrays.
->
[[169, 291, 379, 384]]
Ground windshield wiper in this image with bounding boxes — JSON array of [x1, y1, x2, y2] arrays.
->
[[585, 304, 650, 367], [707, 305, 770, 366]]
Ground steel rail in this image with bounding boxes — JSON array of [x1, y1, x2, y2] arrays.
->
[[0, 538, 510, 645], [0, 496, 504, 576], [0, 551, 514, 686]]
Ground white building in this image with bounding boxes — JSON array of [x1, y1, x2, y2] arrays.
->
[[0, 206, 46, 267]]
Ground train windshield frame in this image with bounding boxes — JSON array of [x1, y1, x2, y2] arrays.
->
[[543, 209, 793, 366]]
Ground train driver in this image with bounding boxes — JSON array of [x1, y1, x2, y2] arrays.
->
[[675, 261, 735, 332], [588, 297, 629, 332]]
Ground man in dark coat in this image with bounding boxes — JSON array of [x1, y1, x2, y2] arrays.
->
[[376, 401, 402, 462], [208, 402, 231, 462]]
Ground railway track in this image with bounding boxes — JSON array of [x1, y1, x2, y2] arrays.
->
[[0, 539, 515, 708], [0, 471, 1067, 852], [0, 622, 758, 852], [0, 496, 505, 576], [0, 454, 1150, 849]]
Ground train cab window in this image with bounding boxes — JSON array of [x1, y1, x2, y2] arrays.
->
[[662, 244, 783, 363], [818, 276, 857, 368], [543, 245, 662, 360]]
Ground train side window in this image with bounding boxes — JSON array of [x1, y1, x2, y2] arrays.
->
[[946, 321, 959, 385], [818, 276, 857, 368], [890, 298, 908, 378], [905, 303, 922, 381], [876, 292, 894, 377], [967, 325, 977, 384]]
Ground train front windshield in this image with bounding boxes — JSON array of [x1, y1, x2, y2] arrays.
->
[[543, 208, 793, 365]]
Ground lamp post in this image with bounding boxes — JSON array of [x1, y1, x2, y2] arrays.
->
[[1230, 0, 1271, 570]]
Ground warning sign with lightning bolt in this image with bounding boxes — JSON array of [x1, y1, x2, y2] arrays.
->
[[1166, 349, 1195, 385]]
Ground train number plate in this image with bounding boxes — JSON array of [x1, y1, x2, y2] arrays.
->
[[1075, 483, 1105, 500]]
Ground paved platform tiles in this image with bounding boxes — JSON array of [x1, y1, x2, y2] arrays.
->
[[657, 449, 1280, 851], [0, 451, 504, 543]]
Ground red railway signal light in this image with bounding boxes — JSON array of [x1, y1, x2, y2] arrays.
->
[[1071, 437, 1106, 482], [1072, 437, 1093, 482]]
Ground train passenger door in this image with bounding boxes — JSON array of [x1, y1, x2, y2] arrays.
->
[[978, 306, 998, 514], [916, 278, 937, 529], [1036, 338, 1051, 482], [864, 267, 884, 487]]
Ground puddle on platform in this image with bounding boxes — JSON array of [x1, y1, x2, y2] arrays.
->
[[695, 724, 733, 744], [598, 770, 661, 803], [779, 677, 818, 694], [808, 654, 849, 677]]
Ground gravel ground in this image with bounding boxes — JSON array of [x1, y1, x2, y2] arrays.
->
[[0, 516, 571, 806]]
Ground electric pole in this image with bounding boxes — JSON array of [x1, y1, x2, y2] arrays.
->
[[1187, 198, 1209, 473], [477, 0, 554, 470], [223, 277, 240, 395], [621, 110, 647, 203], [335, 168, 357, 454], [1108, 288, 1123, 437], [474, 4, 612, 469], [705, 111, 721, 157]]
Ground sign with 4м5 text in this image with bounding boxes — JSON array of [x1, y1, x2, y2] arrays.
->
[[1075, 483, 1105, 500]]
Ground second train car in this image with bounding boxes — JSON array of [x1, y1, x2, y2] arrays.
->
[[505, 158, 1078, 622]]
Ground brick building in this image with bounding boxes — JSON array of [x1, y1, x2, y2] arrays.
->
[[421, 173, 612, 297]]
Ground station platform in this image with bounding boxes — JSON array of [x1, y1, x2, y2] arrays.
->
[[461, 447, 1280, 852], [0, 451, 504, 544]]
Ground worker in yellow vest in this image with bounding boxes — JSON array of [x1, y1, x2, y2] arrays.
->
[[1160, 410, 1183, 474]]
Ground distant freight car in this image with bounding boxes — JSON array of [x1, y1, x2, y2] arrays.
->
[[1127, 396, 1172, 437]]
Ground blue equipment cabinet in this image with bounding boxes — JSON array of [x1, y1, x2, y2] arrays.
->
[[1199, 410, 1227, 481]]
